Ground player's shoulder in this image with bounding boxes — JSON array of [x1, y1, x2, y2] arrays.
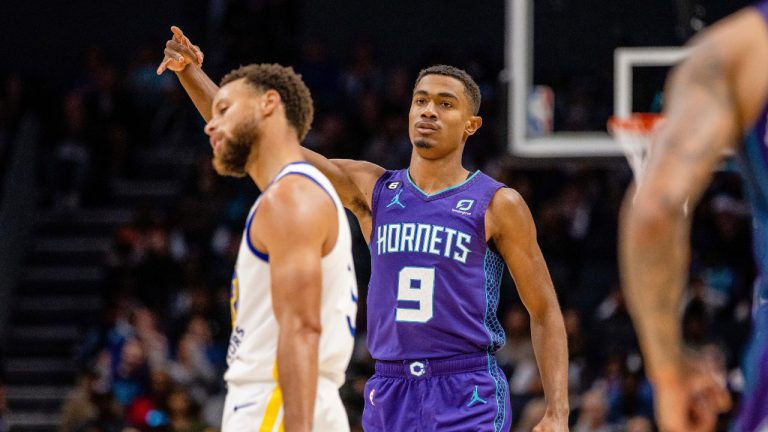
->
[[486, 187, 535, 237], [373, 168, 403, 185], [258, 174, 336, 225], [488, 187, 528, 216]]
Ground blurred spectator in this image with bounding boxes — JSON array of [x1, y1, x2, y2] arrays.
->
[[573, 388, 617, 432], [591, 290, 639, 368], [497, 305, 535, 370], [150, 79, 203, 149], [127, 46, 170, 113], [341, 39, 383, 99], [168, 333, 217, 404], [60, 369, 121, 432], [61, 376, 125, 432], [625, 416, 653, 432], [595, 353, 654, 424], [110, 338, 150, 407], [496, 304, 543, 416], [514, 398, 547, 432], [131, 308, 170, 371], [382, 66, 412, 110], [167, 387, 210, 432], [564, 309, 588, 392], [125, 369, 172, 429], [296, 39, 341, 111], [60, 370, 98, 432], [303, 112, 352, 159], [362, 112, 411, 169], [85, 390, 127, 432], [683, 283, 713, 348], [697, 194, 753, 312], [53, 91, 91, 211]]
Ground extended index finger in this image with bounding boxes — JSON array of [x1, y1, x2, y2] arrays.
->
[[156, 58, 171, 75]]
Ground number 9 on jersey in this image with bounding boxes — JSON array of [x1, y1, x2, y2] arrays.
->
[[395, 267, 435, 323]]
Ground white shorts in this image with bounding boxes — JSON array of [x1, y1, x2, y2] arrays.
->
[[222, 377, 350, 432]]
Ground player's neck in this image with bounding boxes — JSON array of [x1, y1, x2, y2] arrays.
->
[[246, 128, 304, 191], [408, 151, 471, 195]]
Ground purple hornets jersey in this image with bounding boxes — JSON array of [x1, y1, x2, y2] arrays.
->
[[733, 3, 768, 430], [366, 169, 506, 361]]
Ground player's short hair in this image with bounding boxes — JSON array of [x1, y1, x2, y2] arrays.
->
[[220, 64, 314, 140], [415, 65, 481, 115]]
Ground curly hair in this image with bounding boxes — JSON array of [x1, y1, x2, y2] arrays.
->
[[220, 63, 314, 140], [415, 65, 481, 115]]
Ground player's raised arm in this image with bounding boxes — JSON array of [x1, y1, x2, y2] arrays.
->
[[253, 176, 336, 431], [301, 149, 384, 241], [157, 26, 219, 121], [486, 188, 569, 431], [158, 27, 384, 232], [619, 9, 768, 432]]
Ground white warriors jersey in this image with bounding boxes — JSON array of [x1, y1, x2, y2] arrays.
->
[[224, 162, 358, 387]]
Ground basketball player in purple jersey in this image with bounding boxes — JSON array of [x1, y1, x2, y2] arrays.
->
[[621, 3, 768, 431], [159, 29, 570, 432]]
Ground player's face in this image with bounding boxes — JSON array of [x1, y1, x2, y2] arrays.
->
[[205, 79, 263, 177], [409, 75, 479, 158]]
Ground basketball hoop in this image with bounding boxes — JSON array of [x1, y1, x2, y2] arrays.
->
[[608, 113, 689, 214], [608, 113, 664, 188]]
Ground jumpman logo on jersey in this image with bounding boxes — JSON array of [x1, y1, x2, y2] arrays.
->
[[466, 385, 487, 407], [386, 189, 406, 209]]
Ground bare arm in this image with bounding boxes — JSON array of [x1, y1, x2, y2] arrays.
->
[[300, 148, 384, 242], [158, 27, 385, 236], [254, 176, 337, 432], [176, 64, 219, 122], [619, 9, 768, 382], [487, 189, 569, 425], [156, 27, 218, 121]]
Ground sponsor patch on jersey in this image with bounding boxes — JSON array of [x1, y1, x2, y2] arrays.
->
[[452, 199, 474, 216], [386, 181, 401, 190]]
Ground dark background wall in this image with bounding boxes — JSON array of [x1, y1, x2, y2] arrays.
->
[[1, 0, 207, 83], [2, 0, 507, 83], [299, 0, 506, 66], [3, 0, 752, 90]]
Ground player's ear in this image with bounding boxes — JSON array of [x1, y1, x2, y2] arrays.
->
[[261, 89, 281, 116], [466, 116, 482, 135]]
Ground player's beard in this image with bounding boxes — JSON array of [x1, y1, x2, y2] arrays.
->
[[414, 139, 433, 149], [213, 118, 261, 177]]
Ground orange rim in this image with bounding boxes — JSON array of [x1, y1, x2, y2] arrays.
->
[[608, 113, 664, 133]]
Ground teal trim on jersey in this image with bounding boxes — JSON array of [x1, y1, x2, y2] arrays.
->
[[482, 249, 492, 346], [483, 248, 507, 432], [482, 249, 506, 349], [486, 352, 507, 432], [406, 169, 480, 197]]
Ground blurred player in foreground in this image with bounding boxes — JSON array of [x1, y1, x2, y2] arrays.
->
[[202, 63, 358, 431], [620, 2, 768, 431], [159, 26, 569, 432]]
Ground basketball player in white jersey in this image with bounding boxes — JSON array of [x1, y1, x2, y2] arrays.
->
[[203, 63, 358, 431]]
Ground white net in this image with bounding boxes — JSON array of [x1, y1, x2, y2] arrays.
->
[[608, 113, 664, 188]]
